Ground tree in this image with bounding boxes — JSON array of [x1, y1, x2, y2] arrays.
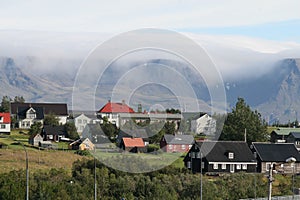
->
[[29, 122, 42, 135], [65, 122, 79, 140], [13, 96, 25, 103], [0, 96, 11, 112], [101, 117, 118, 140], [220, 97, 268, 144], [43, 113, 59, 126]]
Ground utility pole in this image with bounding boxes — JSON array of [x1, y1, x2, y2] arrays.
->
[[268, 163, 273, 200]]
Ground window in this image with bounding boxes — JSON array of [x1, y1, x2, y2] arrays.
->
[[168, 145, 173, 150], [83, 119, 87, 124], [187, 161, 191, 169], [228, 152, 234, 159], [0, 124, 5, 129], [77, 119, 82, 124], [222, 164, 226, 169], [236, 164, 241, 170], [181, 145, 186, 149], [242, 164, 247, 170], [266, 162, 272, 171], [213, 163, 218, 169]]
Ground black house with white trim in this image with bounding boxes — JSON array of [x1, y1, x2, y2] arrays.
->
[[184, 141, 257, 174]]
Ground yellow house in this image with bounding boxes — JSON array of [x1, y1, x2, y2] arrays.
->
[[69, 138, 94, 150]]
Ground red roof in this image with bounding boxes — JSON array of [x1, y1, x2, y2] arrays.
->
[[122, 137, 145, 147], [0, 113, 10, 123], [98, 102, 135, 113]]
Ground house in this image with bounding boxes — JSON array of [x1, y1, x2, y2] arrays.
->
[[190, 113, 216, 136], [28, 133, 43, 146], [117, 128, 149, 147], [97, 100, 135, 127], [10, 102, 68, 129], [160, 134, 194, 153], [184, 141, 257, 174], [251, 142, 300, 174], [81, 123, 113, 149], [69, 138, 95, 150], [72, 113, 100, 135], [0, 113, 11, 134], [270, 128, 300, 143], [286, 132, 300, 149], [121, 137, 145, 153], [42, 125, 67, 142]]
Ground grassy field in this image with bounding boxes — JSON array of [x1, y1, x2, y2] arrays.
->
[[0, 130, 186, 174], [0, 130, 87, 174]]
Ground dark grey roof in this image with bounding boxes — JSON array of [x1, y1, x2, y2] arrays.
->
[[194, 141, 256, 162], [17, 106, 44, 119], [11, 103, 68, 116], [163, 134, 194, 145], [43, 125, 66, 136], [289, 132, 300, 139], [85, 124, 111, 144], [252, 143, 300, 162], [119, 128, 149, 139]]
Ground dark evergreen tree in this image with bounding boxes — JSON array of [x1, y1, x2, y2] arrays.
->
[[220, 97, 268, 144]]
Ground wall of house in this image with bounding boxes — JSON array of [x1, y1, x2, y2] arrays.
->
[[58, 116, 68, 125], [165, 144, 192, 153], [74, 115, 91, 133], [260, 162, 300, 174], [0, 123, 10, 133]]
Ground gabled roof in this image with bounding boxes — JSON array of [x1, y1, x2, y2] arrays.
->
[[191, 141, 256, 162], [119, 128, 149, 139], [43, 125, 66, 136], [289, 132, 300, 139], [163, 134, 194, 145], [0, 113, 10, 123], [17, 106, 44, 119], [122, 137, 145, 147], [70, 137, 92, 146], [98, 102, 134, 113], [252, 142, 300, 162], [11, 103, 68, 116], [271, 128, 300, 136]]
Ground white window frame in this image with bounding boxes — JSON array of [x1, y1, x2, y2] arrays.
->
[[181, 144, 186, 149], [228, 152, 234, 159], [242, 164, 247, 170], [236, 164, 241, 170], [222, 164, 226, 169], [213, 163, 218, 170]]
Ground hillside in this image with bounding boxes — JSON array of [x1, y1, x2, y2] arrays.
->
[[1, 56, 300, 123]]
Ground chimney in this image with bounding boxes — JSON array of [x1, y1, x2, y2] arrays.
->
[[122, 100, 125, 105]]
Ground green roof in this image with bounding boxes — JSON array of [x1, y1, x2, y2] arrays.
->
[[272, 128, 300, 136]]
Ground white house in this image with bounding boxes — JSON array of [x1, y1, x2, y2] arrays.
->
[[97, 100, 135, 128], [0, 113, 11, 134], [190, 113, 216, 135], [10, 103, 69, 129], [72, 113, 100, 135]]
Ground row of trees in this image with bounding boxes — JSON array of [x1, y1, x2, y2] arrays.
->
[[0, 95, 25, 112], [0, 159, 296, 200]]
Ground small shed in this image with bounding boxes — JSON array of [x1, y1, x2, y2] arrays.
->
[[28, 133, 43, 146]]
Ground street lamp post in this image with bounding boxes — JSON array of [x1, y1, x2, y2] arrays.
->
[[17, 141, 29, 200], [93, 135, 97, 200], [268, 163, 273, 200]]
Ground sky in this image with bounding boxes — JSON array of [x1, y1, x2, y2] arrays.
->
[[1, 0, 300, 81], [0, 0, 300, 42]]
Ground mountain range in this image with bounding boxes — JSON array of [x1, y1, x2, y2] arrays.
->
[[1, 55, 300, 124]]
